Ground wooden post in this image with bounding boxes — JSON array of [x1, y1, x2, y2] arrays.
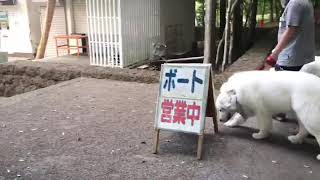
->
[[197, 132, 205, 160], [211, 69, 219, 133], [153, 129, 160, 154], [203, 0, 216, 65], [204, 0, 219, 134], [36, 0, 57, 59], [76, 38, 80, 57], [55, 37, 59, 57]]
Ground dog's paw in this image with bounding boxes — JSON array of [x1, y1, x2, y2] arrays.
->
[[288, 135, 303, 144], [224, 115, 245, 127], [224, 121, 237, 127], [317, 154, 320, 160], [252, 132, 269, 139]]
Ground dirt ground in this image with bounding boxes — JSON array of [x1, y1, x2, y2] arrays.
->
[[0, 78, 319, 180]]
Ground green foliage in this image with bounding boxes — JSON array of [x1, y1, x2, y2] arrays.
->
[[194, 0, 319, 28], [195, 0, 205, 27], [312, 0, 320, 7]]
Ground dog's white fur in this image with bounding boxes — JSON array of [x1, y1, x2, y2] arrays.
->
[[224, 60, 320, 126], [216, 71, 320, 160], [300, 60, 320, 77]]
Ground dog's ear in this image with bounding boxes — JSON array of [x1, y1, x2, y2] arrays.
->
[[220, 82, 234, 93], [225, 89, 237, 110], [226, 89, 236, 96]]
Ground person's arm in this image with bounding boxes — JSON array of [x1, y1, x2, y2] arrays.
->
[[271, 1, 304, 61], [258, 26, 299, 70], [271, 26, 300, 59]]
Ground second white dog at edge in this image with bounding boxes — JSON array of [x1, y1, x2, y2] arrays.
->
[[215, 70, 320, 160]]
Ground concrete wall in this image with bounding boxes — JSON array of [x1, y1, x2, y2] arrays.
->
[[72, 0, 87, 34], [0, 1, 40, 54], [160, 0, 195, 53]]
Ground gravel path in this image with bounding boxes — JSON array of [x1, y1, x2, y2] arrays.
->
[[0, 78, 319, 180]]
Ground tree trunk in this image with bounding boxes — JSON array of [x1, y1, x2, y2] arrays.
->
[[261, 0, 266, 24], [229, 0, 242, 62], [220, 0, 226, 38], [203, 0, 217, 66], [35, 0, 56, 59], [215, 31, 225, 70], [222, 0, 232, 71], [247, 0, 258, 49], [270, 0, 274, 22], [244, 1, 251, 27], [275, 0, 281, 21]]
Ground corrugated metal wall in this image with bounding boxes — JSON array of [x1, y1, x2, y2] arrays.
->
[[86, 0, 161, 68], [40, 7, 67, 57], [120, 0, 161, 67]]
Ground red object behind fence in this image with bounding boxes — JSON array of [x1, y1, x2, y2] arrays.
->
[[55, 35, 88, 57]]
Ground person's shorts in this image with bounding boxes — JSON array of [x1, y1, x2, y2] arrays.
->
[[274, 64, 303, 71]]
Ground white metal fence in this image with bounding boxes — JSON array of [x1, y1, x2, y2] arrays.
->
[[86, 0, 122, 67], [86, 0, 160, 68]]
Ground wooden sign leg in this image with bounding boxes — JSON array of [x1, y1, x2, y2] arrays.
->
[[206, 69, 219, 133], [153, 129, 160, 154], [197, 133, 204, 160], [211, 70, 219, 133], [213, 117, 219, 133]]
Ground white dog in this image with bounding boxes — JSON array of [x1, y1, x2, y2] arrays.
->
[[300, 60, 320, 77], [216, 71, 320, 160], [225, 60, 320, 127]]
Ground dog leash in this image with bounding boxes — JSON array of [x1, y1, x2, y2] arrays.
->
[[256, 55, 277, 70]]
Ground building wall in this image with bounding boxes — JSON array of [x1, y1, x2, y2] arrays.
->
[[0, 1, 36, 54], [72, 0, 88, 34], [85, 0, 194, 67], [26, 1, 41, 54], [40, 6, 67, 57], [160, 0, 195, 53], [121, 0, 161, 67], [86, 0, 122, 67]]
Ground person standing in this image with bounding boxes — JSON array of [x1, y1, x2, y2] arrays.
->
[[267, 0, 315, 71]]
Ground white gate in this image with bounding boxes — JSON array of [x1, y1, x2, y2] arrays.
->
[[86, 0, 162, 68], [86, 0, 122, 67]]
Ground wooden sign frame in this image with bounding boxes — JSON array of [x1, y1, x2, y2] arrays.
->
[[153, 64, 218, 160]]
